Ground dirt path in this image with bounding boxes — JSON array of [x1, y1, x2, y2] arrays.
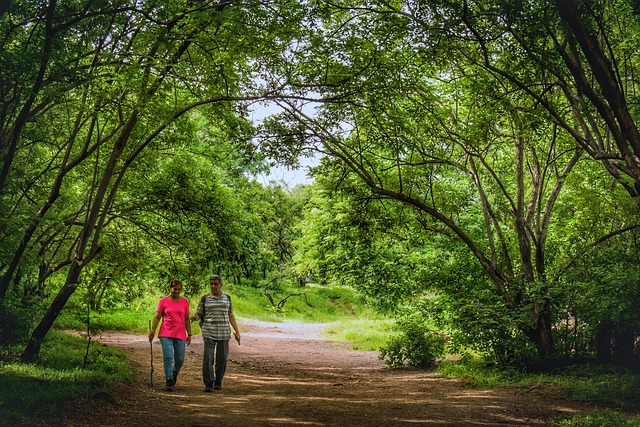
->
[[37, 321, 596, 426]]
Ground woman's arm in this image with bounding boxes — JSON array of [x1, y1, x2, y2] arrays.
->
[[148, 311, 162, 342]]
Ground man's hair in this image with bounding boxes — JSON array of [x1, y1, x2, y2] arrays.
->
[[209, 274, 222, 283]]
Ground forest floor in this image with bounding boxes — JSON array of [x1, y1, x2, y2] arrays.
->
[[25, 320, 608, 426]]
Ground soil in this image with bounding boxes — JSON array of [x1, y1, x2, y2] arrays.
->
[[27, 320, 604, 426]]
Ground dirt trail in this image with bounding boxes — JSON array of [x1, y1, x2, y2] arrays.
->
[[32, 320, 596, 426]]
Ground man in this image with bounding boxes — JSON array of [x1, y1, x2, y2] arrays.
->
[[191, 275, 241, 392]]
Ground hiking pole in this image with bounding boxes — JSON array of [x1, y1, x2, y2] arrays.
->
[[149, 319, 154, 388]]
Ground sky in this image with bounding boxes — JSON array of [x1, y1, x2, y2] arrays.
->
[[250, 100, 321, 187], [255, 156, 319, 187]]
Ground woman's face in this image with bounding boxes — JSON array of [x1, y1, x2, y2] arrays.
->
[[170, 283, 183, 298]]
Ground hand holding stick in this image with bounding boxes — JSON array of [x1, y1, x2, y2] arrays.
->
[[148, 320, 154, 387]]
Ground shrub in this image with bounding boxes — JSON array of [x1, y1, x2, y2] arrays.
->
[[0, 299, 39, 346], [379, 312, 445, 368]]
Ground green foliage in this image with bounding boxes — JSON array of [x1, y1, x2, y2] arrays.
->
[[379, 311, 445, 368], [293, 179, 431, 312], [0, 331, 133, 426], [0, 299, 40, 345]]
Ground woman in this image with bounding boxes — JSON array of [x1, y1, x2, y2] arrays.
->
[[149, 279, 192, 391]]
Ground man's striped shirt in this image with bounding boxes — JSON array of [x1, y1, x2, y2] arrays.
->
[[197, 293, 232, 340]]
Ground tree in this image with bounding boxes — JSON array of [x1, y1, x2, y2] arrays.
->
[[2, 0, 317, 361], [1, 0, 289, 361], [257, 0, 640, 364]]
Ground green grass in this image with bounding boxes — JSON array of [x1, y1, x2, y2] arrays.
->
[[438, 357, 640, 425], [226, 283, 373, 322], [320, 318, 398, 351], [54, 292, 160, 334], [0, 331, 133, 426], [552, 410, 640, 427]]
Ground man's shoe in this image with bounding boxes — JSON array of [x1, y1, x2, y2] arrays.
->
[[214, 385, 222, 390], [204, 386, 213, 392], [165, 379, 174, 391], [172, 373, 178, 387]]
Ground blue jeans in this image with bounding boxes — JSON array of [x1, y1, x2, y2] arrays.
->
[[159, 337, 186, 382], [203, 337, 229, 387]]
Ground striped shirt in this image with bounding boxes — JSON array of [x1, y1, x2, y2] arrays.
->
[[197, 293, 232, 340]]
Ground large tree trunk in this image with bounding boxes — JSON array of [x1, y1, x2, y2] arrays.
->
[[524, 302, 555, 363], [20, 261, 82, 362]]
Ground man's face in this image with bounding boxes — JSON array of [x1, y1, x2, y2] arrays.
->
[[210, 279, 222, 294]]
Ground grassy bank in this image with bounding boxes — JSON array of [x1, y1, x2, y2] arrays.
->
[[438, 358, 640, 426], [0, 331, 133, 425]]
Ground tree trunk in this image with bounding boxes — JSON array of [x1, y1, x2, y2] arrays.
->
[[524, 302, 555, 363], [0, 221, 41, 299], [595, 321, 613, 364], [20, 261, 82, 362], [612, 330, 635, 367]]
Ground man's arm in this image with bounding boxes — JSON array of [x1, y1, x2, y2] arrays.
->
[[229, 310, 241, 344], [190, 297, 204, 323]]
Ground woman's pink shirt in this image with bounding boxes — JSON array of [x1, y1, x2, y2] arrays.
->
[[157, 296, 190, 341]]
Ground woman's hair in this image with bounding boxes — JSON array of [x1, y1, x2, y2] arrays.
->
[[170, 278, 183, 288]]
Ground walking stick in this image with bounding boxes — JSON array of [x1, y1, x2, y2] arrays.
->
[[149, 319, 154, 388]]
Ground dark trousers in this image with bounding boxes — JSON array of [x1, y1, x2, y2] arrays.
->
[[203, 337, 229, 387]]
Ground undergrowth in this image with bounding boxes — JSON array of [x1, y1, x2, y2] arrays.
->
[[0, 331, 133, 426]]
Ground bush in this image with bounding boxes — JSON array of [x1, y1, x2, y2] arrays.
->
[[0, 299, 39, 345], [379, 312, 445, 368]]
